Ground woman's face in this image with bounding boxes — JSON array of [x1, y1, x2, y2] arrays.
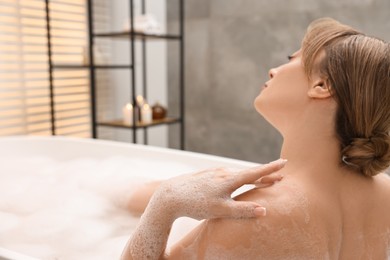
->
[[254, 49, 312, 131]]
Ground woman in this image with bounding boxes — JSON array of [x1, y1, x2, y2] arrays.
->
[[122, 18, 390, 259]]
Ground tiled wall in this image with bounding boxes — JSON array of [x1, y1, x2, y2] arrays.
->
[[167, 0, 390, 164]]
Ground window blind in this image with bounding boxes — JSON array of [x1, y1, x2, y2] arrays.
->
[[0, 0, 92, 137]]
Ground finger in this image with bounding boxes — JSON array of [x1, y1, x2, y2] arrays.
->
[[224, 201, 267, 218], [254, 174, 284, 187], [253, 183, 273, 189], [234, 159, 287, 187]]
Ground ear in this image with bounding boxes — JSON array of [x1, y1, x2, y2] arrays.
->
[[307, 78, 332, 99]]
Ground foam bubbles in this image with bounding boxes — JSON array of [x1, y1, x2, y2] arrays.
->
[[0, 212, 20, 233], [273, 181, 310, 223], [0, 154, 197, 259]]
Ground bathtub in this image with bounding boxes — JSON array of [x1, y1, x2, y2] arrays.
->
[[0, 136, 258, 260]]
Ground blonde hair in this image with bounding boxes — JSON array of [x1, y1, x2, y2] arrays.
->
[[302, 18, 390, 177]]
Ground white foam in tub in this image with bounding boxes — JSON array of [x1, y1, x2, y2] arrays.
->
[[0, 136, 258, 259]]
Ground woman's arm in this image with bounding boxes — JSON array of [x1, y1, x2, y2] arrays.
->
[[124, 166, 285, 216], [121, 159, 286, 259], [122, 195, 175, 259]]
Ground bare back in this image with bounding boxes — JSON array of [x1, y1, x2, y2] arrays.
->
[[335, 173, 390, 259], [168, 172, 390, 259]]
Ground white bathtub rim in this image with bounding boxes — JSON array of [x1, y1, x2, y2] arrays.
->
[[0, 135, 261, 169]]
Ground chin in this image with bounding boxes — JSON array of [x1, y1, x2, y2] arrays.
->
[[254, 95, 270, 122], [253, 94, 281, 132], [254, 93, 265, 115]]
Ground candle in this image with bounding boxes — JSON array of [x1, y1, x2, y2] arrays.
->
[[122, 103, 133, 125], [136, 95, 145, 107], [141, 103, 152, 124], [136, 95, 146, 121]]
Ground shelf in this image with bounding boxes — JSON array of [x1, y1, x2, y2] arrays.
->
[[48, 0, 187, 148], [97, 117, 181, 129], [94, 31, 181, 41], [52, 64, 133, 69]]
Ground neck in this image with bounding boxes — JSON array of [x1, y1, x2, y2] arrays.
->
[[278, 112, 348, 184], [281, 131, 341, 172]]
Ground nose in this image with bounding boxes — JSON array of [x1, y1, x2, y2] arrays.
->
[[268, 68, 276, 79]]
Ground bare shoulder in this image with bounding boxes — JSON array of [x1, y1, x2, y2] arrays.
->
[[167, 174, 390, 259], [169, 180, 331, 259]]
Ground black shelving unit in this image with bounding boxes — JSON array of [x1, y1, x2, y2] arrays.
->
[[45, 0, 185, 149]]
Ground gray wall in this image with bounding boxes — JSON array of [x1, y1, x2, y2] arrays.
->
[[167, 0, 390, 164]]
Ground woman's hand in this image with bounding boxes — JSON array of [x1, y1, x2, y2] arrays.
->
[[149, 159, 287, 220], [122, 159, 286, 260]]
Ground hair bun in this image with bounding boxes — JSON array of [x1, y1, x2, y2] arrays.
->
[[341, 133, 390, 176]]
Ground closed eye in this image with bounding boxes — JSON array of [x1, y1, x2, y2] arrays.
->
[[287, 55, 293, 61]]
